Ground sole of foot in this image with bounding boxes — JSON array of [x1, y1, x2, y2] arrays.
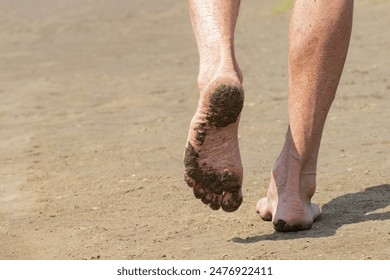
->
[[184, 76, 244, 212]]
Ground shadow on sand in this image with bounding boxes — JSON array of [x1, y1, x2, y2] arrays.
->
[[231, 184, 390, 243]]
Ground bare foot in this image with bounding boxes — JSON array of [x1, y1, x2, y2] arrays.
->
[[184, 73, 244, 212], [256, 147, 321, 231]]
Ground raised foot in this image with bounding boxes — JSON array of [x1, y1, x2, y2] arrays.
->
[[184, 78, 244, 212]]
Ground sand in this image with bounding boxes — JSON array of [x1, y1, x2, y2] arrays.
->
[[0, 0, 389, 260]]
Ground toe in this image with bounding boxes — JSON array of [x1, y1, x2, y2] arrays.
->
[[201, 192, 213, 204], [209, 194, 222, 210], [221, 190, 242, 212], [193, 187, 205, 199], [184, 174, 196, 188], [256, 198, 272, 221]]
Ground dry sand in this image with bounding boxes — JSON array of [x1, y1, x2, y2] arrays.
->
[[0, 0, 389, 259]]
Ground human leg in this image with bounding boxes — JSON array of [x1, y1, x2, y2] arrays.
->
[[184, 0, 244, 212], [257, 0, 354, 231]]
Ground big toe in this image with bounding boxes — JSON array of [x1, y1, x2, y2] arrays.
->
[[221, 190, 242, 212]]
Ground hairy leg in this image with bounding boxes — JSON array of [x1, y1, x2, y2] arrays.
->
[[257, 0, 354, 231], [188, 0, 242, 91], [184, 0, 244, 212]]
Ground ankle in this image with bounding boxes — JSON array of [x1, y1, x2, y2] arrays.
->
[[271, 149, 317, 200]]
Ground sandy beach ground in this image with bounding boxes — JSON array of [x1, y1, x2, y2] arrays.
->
[[0, 0, 389, 259]]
